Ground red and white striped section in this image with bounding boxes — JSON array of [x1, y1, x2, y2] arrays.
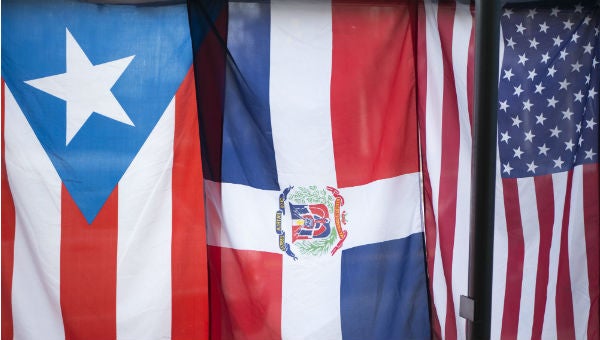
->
[[418, 1, 474, 339], [1, 71, 209, 340]]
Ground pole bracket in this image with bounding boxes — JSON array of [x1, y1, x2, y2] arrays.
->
[[459, 295, 475, 322]]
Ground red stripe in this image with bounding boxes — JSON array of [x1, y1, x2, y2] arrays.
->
[[417, 3, 442, 339], [171, 68, 209, 339], [60, 186, 118, 340], [500, 178, 524, 340], [1, 79, 15, 340], [555, 171, 575, 340], [330, 1, 419, 188], [582, 164, 599, 340], [208, 246, 282, 340], [436, 3, 460, 339], [531, 175, 555, 340]]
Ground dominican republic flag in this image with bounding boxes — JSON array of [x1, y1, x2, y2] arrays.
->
[[2, 1, 209, 339], [189, 1, 430, 339]]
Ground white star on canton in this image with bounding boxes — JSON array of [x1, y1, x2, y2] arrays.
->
[[563, 19, 574, 30], [514, 85, 524, 97], [538, 144, 550, 155], [499, 100, 510, 111], [527, 9, 537, 19], [559, 78, 571, 90], [585, 74, 591, 84], [516, 22, 527, 34], [565, 139, 575, 151], [527, 69, 537, 80], [503, 8, 514, 18], [576, 122, 582, 133], [589, 87, 598, 98], [527, 161, 538, 173], [550, 7, 560, 16], [25, 29, 135, 145], [585, 149, 597, 160], [518, 53, 529, 65], [593, 57, 599, 68], [535, 82, 545, 94], [503, 68, 515, 81], [547, 96, 559, 107], [559, 49, 569, 60], [513, 146, 524, 159], [529, 38, 540, 49], [571, 32, 581, 43], [535, 113, 547, 125], [505, 37, 517, 49], [541, 52, 551, 63], [553, 35, 564, 46], [583, 42, 594, 54], [523, 99, 534, 111], [539, 22, 549, 33], [512, 115, 523, 127], [587, 118, 597, 130], [503, 162, 513, 175], [500, 131, 511, 143], [583, 16, 592, 25], [571, 60, 583, 72], [574, 91, 584, 102], [548, 66, 557, 77], [562, 108, 574, 120], [553, 157, 564, 168], [574, 4, 584, 13], [595, 27, 599, 36], [550, 126, 562, 138], [524, 130, 535, 142], [579, 136, 585, 146]]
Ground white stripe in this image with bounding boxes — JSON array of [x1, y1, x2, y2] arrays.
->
[[269, 0, 336, 188], [204, 180, 280, 253], [491, 157, 508, 340], [424, 2, 449, 338], [451, 4, 472, 339], [116, 98, 175, 339], [516, 177, 540, 340], [541, 172, 568, 339], [568, 166, 590, 340], [343, 173, 422, 249], [5, 84, 65, 340]]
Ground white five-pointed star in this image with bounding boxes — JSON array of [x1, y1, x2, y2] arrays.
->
[[559, 78, 571, 90], [563, 19, 574, 30], [500, 131, 511, 143], [527, 69, 538, 80], [571, 32, 580, 43], [559, 49, 569, 60], [583, 42, 594, 54], [25, 29, 135, 145], [516, 23, 527, 34], [513, 146, 524, 159], [523, 99, 534, 111], [576, 122, 582, 133], [503, 68, 515, 81], [562, 108, 574, 120], [547, 66, 557, 77], [499, 100, 510, 112], [538, 143, 550, 155], [571, 60, 583, 72], [524, 130, 535, 142], [527, 161, 538, 173], [550, 7, 560, 16], [527, 9, 537, 18], [587, 118, 597, 130], [550, 126, 562, 138], [574, 4, 584, 13], [535, 82, 545, 94], [585, 148, 597, 160], [539, 22, 549, 33], [593, 57, 599, 68], [547, 96, 559, 107], [553, 35, 564, 46], [565, 139, 575, 151], [574, 91, 584, 102], [512, 115, 523, 127], [503, 162, 513, 175], [529, 38, 540, 49], [541, 52, 550, 64], [518, 53, 529, 65], [514, 85, 524, 97], [585, 74, 591, 84], [505, 37, 517, 49], [503, 8, 514, 18], [589, 87, 598, 98], [583, 16, 592, 25], [536, 113, 547, 125], [553, 157, 564, 168]]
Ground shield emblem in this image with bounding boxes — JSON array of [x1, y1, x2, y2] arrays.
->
[[289, 203, 331, 242]]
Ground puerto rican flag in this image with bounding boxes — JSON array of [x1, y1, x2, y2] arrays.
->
[[189, 1, 430, 339], [2, 1, 208, 339]]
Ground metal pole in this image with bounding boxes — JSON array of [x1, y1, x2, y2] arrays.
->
[[464, 0, 501, 339]]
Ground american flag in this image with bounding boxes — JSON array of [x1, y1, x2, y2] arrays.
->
[[420, 1, 599, 339]]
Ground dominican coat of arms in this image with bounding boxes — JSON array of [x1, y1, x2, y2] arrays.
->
[[275, 186, 348, 260]]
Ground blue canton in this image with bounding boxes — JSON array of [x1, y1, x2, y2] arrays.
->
[[498, 3, 600, 178]]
